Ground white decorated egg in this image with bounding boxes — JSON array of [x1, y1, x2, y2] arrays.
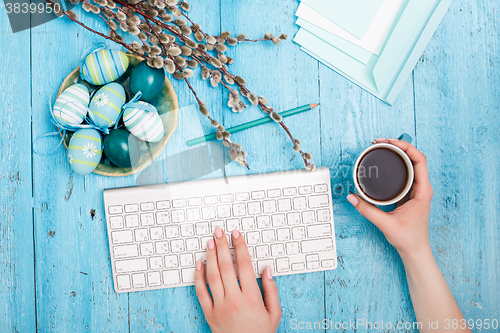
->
[[123, 101, 164, 142], [80, 49, 129, 86], [88, 82, 126, 128], [52, 83, 89, 127], [68, 128, 102, 176]]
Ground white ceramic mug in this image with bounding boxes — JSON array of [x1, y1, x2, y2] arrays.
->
[[352, 134, 415, 206]]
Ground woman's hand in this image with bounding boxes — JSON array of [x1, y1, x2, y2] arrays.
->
[[195, 227, 282, 333], [347, 138, 434, 260]]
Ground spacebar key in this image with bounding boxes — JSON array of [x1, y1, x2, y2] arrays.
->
[[301, 238, 334, 253], [115, 258, 148, 273]]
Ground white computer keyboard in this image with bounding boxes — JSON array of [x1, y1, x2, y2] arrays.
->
[[103, 167, 337, 293]]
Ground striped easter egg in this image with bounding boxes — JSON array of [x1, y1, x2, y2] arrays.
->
[[88, 82, 126, 128], [52, 83, 89, 127], [80, 49, 129, 86], [68, 128, 103, 176], [123, 101, 164, 142]]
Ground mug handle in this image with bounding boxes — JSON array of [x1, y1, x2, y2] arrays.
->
[[398, 133, 413, 144]]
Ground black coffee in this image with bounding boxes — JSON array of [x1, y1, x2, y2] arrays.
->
[[357, 148, 408, 202]]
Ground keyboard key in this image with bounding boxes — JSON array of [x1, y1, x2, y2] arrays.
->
[[306, 254, 320, 262], [298, 185, 313, 195], [112, 230, 133, 244], [292, 227, 306, 240], [132, 273, 146, 288], [156, 200, 170, 210], [276, 228, 291, 241], [115, 258, 147, 273], [201, 236, 213, 250], [150, 227, 164, 240], [262, 200, 277, 213], [257, 216, 271, 229], [226, 218, 240, 231], [196, 222, 210, 235], [163, 270, 180, 285], [150, 257, 163, 270], [272, 214, 285, 227], [109, 205, 123, 214], [246, 231, 260, 245], [235, 192, 250, 201], [271, 243, 285, 256], [257, 259, 274, 275], [276, 257, 290, 273], [251, 190, 266, 200], [114, 244, 139, 259], [125, 214, 140, 228], [301, 238, 334, 253], [283, 187, 297, 196], [140, 243, 154, 256], [256, 245, 270, 258], [155, 241, 169, 254], [195, 252, 207, 264], [262, 230, 276, 243], [217, 205, 231, 218], [302, 211, 316, 224], [267, 189, 281, 198], [117, 275, 131, 289], [293, 197, 307, 210], [180, 253, 194, 267], [188, 197, 203, 206], [308, 194, 330, 208], [307, 224, 332, 238], [232, 203, 246, 217], [180, 224, 195, 237], [141, 213, 155, 226], [124, 204, 139, 213], [287, 212, 301, 226], [165, 225, 179, 238], [321, 259, 336, 268], [141, 202, 155, 211], [277, 198, 292, 212], [314, 184, 328, 193], [204, 196, 218, 205], [186, 238, 200, 251], [181, 268, 196, 283], [171, 239, 185, 253], [156, 211, 170, 224], [307, 261, 320, 269], [317, 209, 331, 222], [148, 272, 162, 286], [110, 216, 124, 229], [220, 194, 234, 203], [135, 229, 149, 242], [164, 255, 178, 268], [241, 217, 256, 230], [186, 208, 201, 222], [172, 199, 186, 208], [286, 242, 300, 255], [171, 210, 185, 223], [202, 206, 216, 220], [247, 202, 262, 215], [291, 262, 305, 271]]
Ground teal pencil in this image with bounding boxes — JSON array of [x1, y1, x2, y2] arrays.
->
[[187, 104, 319, 146]]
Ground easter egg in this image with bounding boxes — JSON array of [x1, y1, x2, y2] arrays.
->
[[88, 83, 126, 128], [68, 129, 102, 176], [129, 60, 166, 102], [104, 129, 141, 168], [80, 49, 129, 86], [123, 101, 164, 142], [52, 83, 89, 127]]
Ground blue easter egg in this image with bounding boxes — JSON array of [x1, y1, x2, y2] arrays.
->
[[123, 101, 164, 142], [68, 128, 103, 176], [53, 84, 89, 127], [80, 49, 129, 86], [89, 82, 126, 128]]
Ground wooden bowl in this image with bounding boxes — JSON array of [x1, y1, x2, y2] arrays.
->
[[58, 54, 179, 177]]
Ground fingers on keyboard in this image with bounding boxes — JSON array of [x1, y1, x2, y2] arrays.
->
[[232, 229, 260, 293]]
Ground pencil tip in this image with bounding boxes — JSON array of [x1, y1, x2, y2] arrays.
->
[[311, 103, 320, 109]]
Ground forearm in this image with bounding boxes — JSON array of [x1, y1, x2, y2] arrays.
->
[[401, 247, 471, 333]]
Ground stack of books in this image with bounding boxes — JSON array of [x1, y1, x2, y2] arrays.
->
[[293, 0, 453, 105]]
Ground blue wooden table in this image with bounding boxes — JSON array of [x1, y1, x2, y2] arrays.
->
[[1, 0, 499, 332]]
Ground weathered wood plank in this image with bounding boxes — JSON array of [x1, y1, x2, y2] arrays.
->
[[0, 9, 36, 333]]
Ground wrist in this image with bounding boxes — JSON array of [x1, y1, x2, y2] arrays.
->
[[398, 243, 434, 267]]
